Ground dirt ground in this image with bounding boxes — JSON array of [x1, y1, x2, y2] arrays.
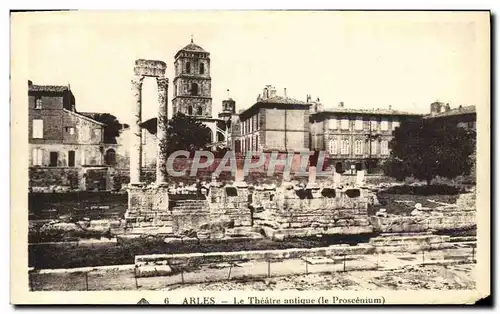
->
[[166, 264, 475, 291]]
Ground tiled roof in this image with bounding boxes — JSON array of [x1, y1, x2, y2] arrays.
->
[[319, 107, 422, 116], [28, 84, 69, 93], [423, 105, 476, 119], [179, 42, 206, 52], [258, 95, 310, 106]]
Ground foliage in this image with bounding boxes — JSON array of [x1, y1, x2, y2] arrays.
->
[[159, 112, 212, 157], [382, 119, 476, 184], [91, 113, 129, 144]]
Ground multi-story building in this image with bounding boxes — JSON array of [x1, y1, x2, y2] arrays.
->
[[423, 101, 476, 130], [310, 102, 422, 173], [238, 85, 311, 153], [28, 80, 106, 168]]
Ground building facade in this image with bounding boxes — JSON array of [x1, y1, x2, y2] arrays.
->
[[238, 85, 311, 153], [28, 80, 106, 168], [310, 102, 422, 173], [424, 101, 476, 130]]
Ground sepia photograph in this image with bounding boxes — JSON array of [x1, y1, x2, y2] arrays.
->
[[10, 9, 490, 305]]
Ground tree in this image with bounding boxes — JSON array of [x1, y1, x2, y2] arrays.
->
[[159, 112, 212, 157], [382, 119, 476, 185], [91, 113, 129, 144]]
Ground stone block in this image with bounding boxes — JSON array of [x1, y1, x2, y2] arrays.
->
[[135, 264, 172, 278]]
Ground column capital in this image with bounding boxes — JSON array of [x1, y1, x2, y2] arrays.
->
[[156, 77, 169, 88], [131, 75, 145, 89]]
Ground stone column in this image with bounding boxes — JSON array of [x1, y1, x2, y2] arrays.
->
[[130, 75, 144, 185], [156, 77, 169, 185]]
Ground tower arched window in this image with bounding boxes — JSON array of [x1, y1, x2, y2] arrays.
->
[[197, 106, 203, 115], [200, 63, 205, 74], [191, 83, 198, 96], [188, 106, 193, 115], [186, 62, 191, 74]]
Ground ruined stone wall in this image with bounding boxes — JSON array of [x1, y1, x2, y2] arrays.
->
[[30, 166, 115, 191], [370, 193, 476, 233], [29, 167, 80, 191], [125, 185, 172, 233], [253, 186, 373, 239], [208, 184, 252, 228]]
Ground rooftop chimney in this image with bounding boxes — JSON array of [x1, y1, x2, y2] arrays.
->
[[339, 101, 344, 108], [445, 103, 451, 112], [284, 88, 287, 98], [389, 105, 392, 110], [28, 80, 33, 86], [263, 87, 269, 99], [269, 86, 277, 98]]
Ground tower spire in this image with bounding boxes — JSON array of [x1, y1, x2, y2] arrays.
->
[[190, 33, 194, 43]]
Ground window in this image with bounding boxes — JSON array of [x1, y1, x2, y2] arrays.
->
[[32, 148, 43, 166], [32, 119, 43, 138], [186, 61, 191, 73], [341, 119, 350, 130], [197, 106, 203, 115], [65, 127, 75, 135], [370, 120, 378, 130], [381, 140, 389, 155], [392, 121, 400, 130], [255, 135, 259, 150], [68, 150, 75, 167], [354, 119, 363, 130], [35, 98, 42, 109], [49, 152, 58, 167], [200, 63, 205, 74], [355, 140, 364, 155], [105, 149, 116, 166], [341, 139, 350, 155], [381, 120, 388, 131], [370, 139, 378, 154], [188, 106, 193, 115], [328, 138, 338, 154], [191, 83, 198, 96], [328, 118, 337, 129]]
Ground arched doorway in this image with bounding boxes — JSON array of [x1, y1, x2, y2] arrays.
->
[[105, 149, 116, 166]]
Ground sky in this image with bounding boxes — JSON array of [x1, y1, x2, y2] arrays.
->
[[23, 11, 489, 125]]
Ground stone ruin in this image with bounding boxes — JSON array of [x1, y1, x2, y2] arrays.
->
[[123, 59, 375, 239], [370, 191, 476, 233], [252, 182, 373, 240]]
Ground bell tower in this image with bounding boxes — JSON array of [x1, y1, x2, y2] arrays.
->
[[172, 38, 212, 118]]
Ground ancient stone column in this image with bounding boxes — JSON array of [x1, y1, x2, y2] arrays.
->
[[156, 77, 169, 185], [130, 75, 144, 185]]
